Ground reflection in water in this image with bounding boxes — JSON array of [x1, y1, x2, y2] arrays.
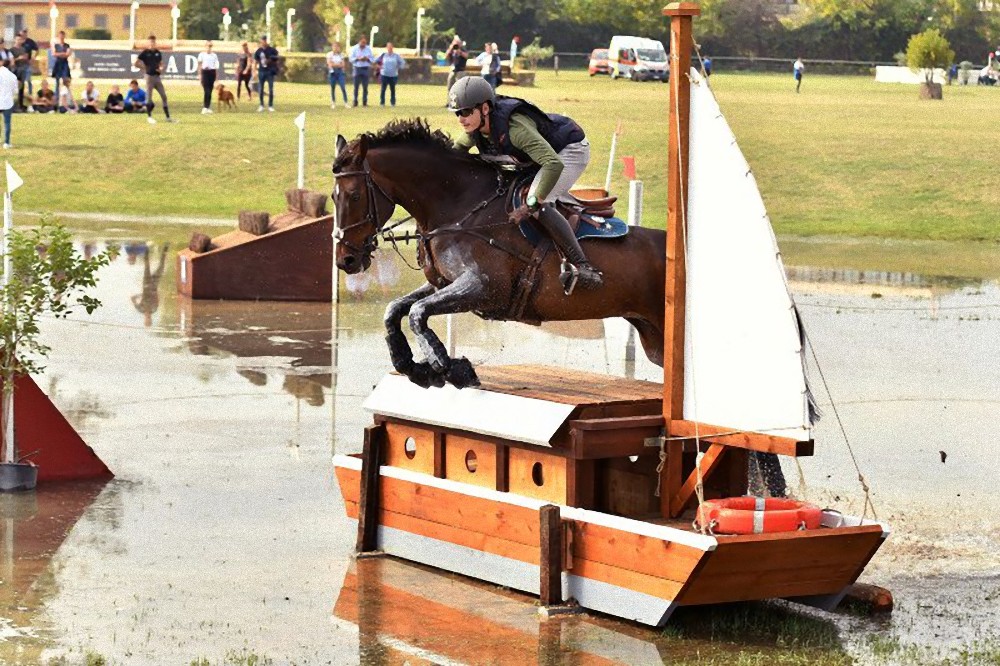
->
[[0, 481, 111, 663], [130, 243, 170, 328], [343, 250, 403, 302]]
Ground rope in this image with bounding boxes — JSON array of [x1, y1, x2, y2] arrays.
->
[[803, 327, 879, 521]]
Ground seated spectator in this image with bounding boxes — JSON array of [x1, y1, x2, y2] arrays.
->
[[33, 79, 55, 113], [79, 80, 100, 113], [57, 78, 76, 113], [123, 79, 153, 113], [104, 84, 124, 113]]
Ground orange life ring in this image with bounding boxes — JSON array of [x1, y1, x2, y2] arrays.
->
[[696, 497, 823, 535]]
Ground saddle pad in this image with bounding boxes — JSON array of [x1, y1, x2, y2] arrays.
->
[[519, 216, 629, 245]]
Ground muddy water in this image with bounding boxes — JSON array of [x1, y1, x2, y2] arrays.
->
[[1, 232, 998, 665]]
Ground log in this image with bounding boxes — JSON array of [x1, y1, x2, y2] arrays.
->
[[301, 191, 329, 218], [285, 188, 303, 212], [842, 582, 894, 614], [238, 211, 270, 235], [188, 232, 213, 253]]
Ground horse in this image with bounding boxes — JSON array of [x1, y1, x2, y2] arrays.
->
[[332, 119, 787, 498], [332, 119, 666, 390]]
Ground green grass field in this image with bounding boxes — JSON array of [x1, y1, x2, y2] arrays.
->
[[5, 71, 1000, 241]]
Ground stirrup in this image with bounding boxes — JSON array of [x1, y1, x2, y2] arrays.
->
[[559, 260, 603, 295]]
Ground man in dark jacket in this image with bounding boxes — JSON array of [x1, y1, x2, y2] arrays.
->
[[449, 76, 602, 291]]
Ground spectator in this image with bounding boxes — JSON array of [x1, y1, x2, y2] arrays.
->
[[134, 35, 174, 123], [444, 36, 468, 107], [124, 79, 154, 114], [349, 36, 374, 107], [11, 34, 31, 111], [57, 78, 77, 113], [51, 31, 72, 105], [703, 56, 713, 76], [235, 41, 253, 100], [476, 42, 494, 87], [490, 42, 502, 88], [253, 36, 279, 112], [0, 39, 11, 69], [19, 30, 38, 97], [32, 79, 55, 113], [197, 40, 219, 114], [375, 42, 405, 107], [510, 35, 520, 69], [104, 84, 125, 113], [326, 41, 348, 109], [793, 57, 804, 93], [0, 60, 15, 149], [79, 80, 100, 113]]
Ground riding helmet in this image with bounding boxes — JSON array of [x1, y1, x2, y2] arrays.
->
[[448, 76, 495, 111]]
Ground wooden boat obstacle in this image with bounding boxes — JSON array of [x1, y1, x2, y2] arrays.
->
[[334, 3, 888, 626], [176, 189, 334, 301]]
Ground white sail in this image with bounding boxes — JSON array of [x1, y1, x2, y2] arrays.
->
[[683, 68, 812, 441]]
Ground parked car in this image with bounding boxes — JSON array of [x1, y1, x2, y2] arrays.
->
[[608, 36, 669, 82], [588, 48, 610, 76]]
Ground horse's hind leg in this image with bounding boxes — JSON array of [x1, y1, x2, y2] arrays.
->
[[626, 317, 665, 367], [385, 283, 437, 386], [408, 271, 486, 389]]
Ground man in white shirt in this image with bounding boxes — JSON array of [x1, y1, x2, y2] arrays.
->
[[0, 61, 17, 148], [197, 40, 220, 114], [476, 43, 494, 87]]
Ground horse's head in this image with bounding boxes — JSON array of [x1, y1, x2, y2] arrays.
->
[[332, 133, 395, 274]]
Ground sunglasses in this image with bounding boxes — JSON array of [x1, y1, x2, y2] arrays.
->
[[454, 107, 477, 118]]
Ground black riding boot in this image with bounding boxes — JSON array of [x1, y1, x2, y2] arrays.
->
[[535, 204, 604, 293]]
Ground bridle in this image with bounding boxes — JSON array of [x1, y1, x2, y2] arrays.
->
[[332, 158, 395, 258]]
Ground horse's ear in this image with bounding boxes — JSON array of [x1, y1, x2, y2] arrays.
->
[[336, 134, 347, 156], [357, 134, 369, 161]]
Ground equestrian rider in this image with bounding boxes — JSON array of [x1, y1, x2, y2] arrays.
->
[[448, 76, 603, 290]]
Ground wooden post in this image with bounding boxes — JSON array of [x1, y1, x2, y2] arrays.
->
[[356, 424, 386, 553], [539, 504, 562, 606], [661, 1, 701, 518]]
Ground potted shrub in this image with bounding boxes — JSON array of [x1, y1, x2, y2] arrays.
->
[[906, 29, 954, 100], [0, 217, 113, 492]]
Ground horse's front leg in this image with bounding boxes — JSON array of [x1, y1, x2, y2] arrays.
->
[[408, 271, 487, 389], [384, 283, 437, 386]]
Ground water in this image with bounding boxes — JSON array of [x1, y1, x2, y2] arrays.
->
[[1, 231, 999, 664]]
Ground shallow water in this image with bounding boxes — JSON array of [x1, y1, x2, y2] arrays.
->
[[1, 231, 999, 665]]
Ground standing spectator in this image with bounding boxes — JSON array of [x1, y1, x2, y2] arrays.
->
[[0, 60, 16, 149], [476, 42, 494, 87], [375, 42, 405, 107], [253, 36, 279, 112], [124, 79, 154, 115], [51, 31, 72, 105], [510, 35, 520, 69], [793, 57, 804, 93], [326, 41, 348, 108], [197, 40, 219, 114], [444, 36, 467, 107], [490, 42, 502, 88], [19, 30, 38, 98], [235, 41, 253, 101], [32, 79, 55, 113], [349, 36, 374, 107], [104, 84, 125, 113], [134, 35, 174, 123], [703, 56, 713, 76], [57, 79, 77, 113], [11, 34, 32, 111], [0, 40, 11, 69], [79, 80, 100, 113]]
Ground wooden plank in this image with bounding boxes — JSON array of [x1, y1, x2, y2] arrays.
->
[[379, 416, 577, 459], [476, 365, 663, 407], [509, 447, 568, 504], [669, 420, 814, 457], [566, 459, 596, 508], [356, 425, 386, 553], [669, 442, 728, 516], [569, 520, 704, 584], [338, 465, 361, 504], [496, 444, 509, 492], [571, 557, 686, 601], [570, 415, 664, 460], [445, 434, 498, 490], [597, 456, 661, 517], [661, 441, 684, 518], [540, 505, 563, 606], [433, 432, 446, 478], [571, 415, 665, 432], [384, 422, 436, 474]]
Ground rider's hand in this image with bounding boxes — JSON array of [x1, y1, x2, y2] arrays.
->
[[508, 204, 536, 225]]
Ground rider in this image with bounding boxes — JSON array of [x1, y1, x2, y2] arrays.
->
[[448, 76, 603, 291]]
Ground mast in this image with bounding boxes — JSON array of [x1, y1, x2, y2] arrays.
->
[[662, 2, 699, 517]]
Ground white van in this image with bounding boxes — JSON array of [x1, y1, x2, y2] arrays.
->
[[608, 36, 669, 82]]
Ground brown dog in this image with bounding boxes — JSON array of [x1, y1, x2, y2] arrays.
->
[[216, 84, 236, 111]]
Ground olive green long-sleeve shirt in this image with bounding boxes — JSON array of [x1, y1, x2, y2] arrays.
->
[[455, 113, 564, 200]]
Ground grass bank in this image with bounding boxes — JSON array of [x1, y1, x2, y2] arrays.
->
[[5, 71, 999, 241]]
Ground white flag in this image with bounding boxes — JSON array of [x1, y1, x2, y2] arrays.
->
[[294, 112, 306, 130], [4, 162, 23, 194]]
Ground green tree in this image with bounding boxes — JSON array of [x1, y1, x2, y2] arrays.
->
[[315, 0, 419, 49], [907, 27, 954, 84]]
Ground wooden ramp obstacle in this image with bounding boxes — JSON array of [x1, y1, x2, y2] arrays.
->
[[176, 189, 334, 301]]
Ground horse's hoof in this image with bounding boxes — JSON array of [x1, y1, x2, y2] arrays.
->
[[407, 362, 434, 389], [446, 357, 480, 389]]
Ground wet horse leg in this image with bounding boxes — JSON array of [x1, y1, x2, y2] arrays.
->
[[408, 271, 486, 389], [384, 283, 437, 386]]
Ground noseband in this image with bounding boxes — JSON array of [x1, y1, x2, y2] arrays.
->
[[333, 159, 395, 257]]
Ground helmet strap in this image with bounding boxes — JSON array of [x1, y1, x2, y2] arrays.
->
[[477, 102, 490, 134]]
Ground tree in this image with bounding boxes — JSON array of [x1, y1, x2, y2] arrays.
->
[[519, 37, 554, 70], [907, 28, 954, 98]]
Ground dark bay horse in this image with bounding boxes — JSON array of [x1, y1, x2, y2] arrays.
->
[[332, 119, 666, 389]]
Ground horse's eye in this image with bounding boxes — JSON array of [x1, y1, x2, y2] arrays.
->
[[350, 192, 361, 202]]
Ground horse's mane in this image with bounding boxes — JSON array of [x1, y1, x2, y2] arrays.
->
[[361, 118, 458, 153]]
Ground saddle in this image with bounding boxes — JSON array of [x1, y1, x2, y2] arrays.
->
[[509, 170, 618, 232]]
